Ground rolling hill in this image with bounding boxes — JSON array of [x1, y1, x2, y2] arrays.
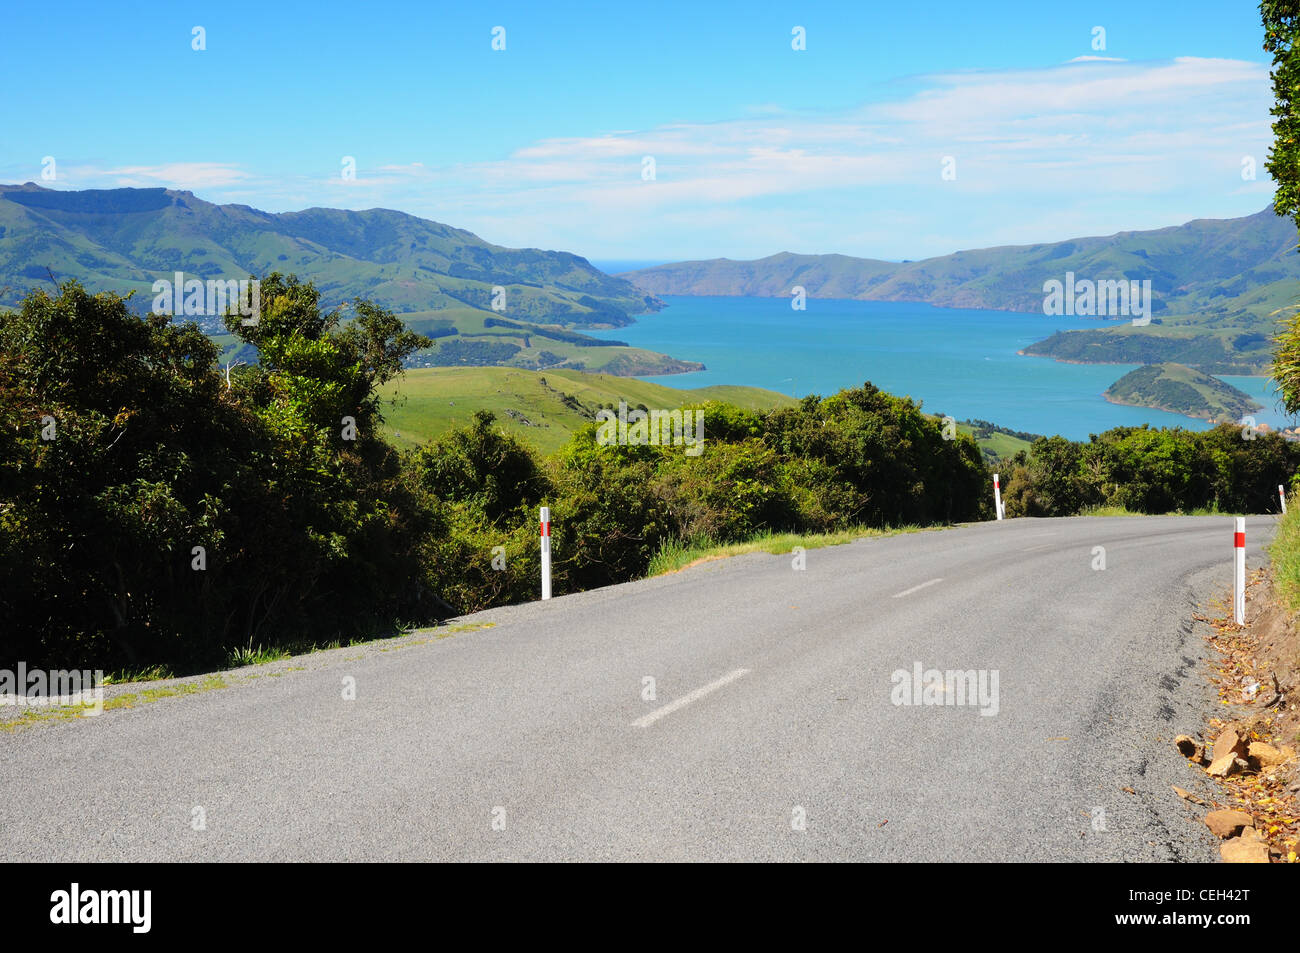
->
[[379, 367, 1027, 461], [378, 367, 797, 455]]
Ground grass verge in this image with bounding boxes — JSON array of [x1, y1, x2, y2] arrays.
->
[[0, 622, 498, 736], [1269, 495, 1300, 611], [1075, 504, 1230, 518], [646, 524, 933, 577]]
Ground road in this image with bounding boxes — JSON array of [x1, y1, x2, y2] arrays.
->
[[0, 515, 1275, 861]]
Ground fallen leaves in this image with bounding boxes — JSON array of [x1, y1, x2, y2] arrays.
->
[[1187, 571, 1300, 862]]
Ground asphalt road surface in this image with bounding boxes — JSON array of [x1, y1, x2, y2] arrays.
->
[[0, 515, 1275, 861]]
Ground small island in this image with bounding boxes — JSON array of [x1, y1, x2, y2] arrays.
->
[[1103, 363, 1262, 423]]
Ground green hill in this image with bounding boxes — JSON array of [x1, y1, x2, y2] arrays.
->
[[623, 208, 1299, 372], [380, 367, 1030, 462], [1103, 363, 1263, 423], [0, 184, 707, 376], [379, 367, 797, 455], [0, 183, 659, 325], [954, 420, 1039, 462]]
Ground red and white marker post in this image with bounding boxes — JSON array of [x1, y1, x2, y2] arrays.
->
[[540, 506, 552, 601], [1280, 484, 1288, 515], [993, 473, 1004, 521], [1234, 517, 1245, 626]]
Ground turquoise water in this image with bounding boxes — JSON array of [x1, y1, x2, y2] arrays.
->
[[592, 296, 1296, 441]]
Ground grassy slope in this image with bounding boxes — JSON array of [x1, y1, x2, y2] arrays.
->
[[379, 367, 798, 455], [382, 367, 1028, 464], [1270, 493, 1300, 610], [957, 424, 1033, 461]]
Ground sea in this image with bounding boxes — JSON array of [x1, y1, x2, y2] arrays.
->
[[587, 295, 1294, 442]]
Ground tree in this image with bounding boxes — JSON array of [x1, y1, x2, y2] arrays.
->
[[1263, 2, 1300, 409], [1264, 1, 1300, 232], [0, 276, 435, 671]]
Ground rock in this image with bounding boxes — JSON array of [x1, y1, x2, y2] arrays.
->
[[1207, 756, 1236, 777], [1247, 742, 1296, 770], [1220, 837, 1270, 863], [1204, 809, 1255, 838], [1239, 825, 1265, 842], [1175, 735, 1204, 762], [1212, 725, 1248, 762], [1206, 725, 1249, 777]]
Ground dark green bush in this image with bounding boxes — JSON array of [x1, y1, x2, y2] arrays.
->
[[1003, 423, 1300, 516]]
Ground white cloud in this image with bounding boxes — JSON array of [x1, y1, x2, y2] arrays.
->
[[36, 56, 1277, 259], [74, 162, 252, 189]]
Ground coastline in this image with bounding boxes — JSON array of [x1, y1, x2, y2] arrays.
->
[[1101, 392, 1263, 425]]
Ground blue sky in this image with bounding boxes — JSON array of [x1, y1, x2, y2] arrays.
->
[[0, 0, 1281, 261]]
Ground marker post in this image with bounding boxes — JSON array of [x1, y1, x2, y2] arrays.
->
[[540, 506, 552, 601], [1234, 517, 1245, 626]]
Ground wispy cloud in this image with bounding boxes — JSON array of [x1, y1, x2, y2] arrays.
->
[[68, 162, 253, 190], [23, 56, 1277, 260]]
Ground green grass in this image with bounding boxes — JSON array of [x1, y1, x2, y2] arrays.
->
[[645, 524, 935, 576], [1076, 504, 1142, 517], [1075, 503, 1231, 517], [951, 422, 1034, 461], [103, 675, 230, 711], [380, 366, 796, 455], [103, 664, 175, 685], [227, 643, 293, 667], [973, 430, 1034, 459], [0, 673, 232, 733], [1269, 493, 1300, 611]]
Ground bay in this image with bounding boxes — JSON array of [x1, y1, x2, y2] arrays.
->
[[593, 295, 1298, 441]]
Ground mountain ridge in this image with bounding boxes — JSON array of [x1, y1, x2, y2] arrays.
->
[[620, 207, 1298, 371], [620, 207, 1295, 314], [0, 183, 662, 327]]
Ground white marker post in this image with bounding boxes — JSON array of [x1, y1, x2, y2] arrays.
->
[[540, 506, 552, 601], [1234, 517, 1245, 626], [1280, 485, 1288, 515], [993, 473, 1004, 521]]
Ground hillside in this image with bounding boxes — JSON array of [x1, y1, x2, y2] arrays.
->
[[0, 184, 660, 325], [1103, 363, 1262, 423], [622, 208, 1299, 372], [0, 184, 708, 375], [379, 367, 797, 455], [379, 367, 1032, 461], [954, 420, 1039, 463]]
